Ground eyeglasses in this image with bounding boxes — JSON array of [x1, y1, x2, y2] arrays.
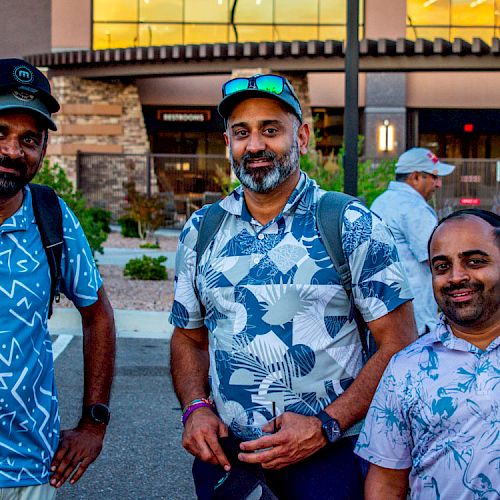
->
[[223, 74, 290, 99]]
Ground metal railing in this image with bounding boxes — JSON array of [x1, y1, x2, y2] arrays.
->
[[76, 153, 499, 227], [76, 152, 230, 226], [431, 158, 499, 218]]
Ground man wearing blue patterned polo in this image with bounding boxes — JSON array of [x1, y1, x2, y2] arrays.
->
[[356, 209, 500, 499], [170, 74, 417, 499], [0, 58, 115, 499]]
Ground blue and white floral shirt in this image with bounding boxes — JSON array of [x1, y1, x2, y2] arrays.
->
[[371, 181, 438, 334], [170, 172, 412, 439], [0, 186, 102, 487], [355, 316, 500, 499]]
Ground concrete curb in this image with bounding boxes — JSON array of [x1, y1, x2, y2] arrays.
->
[[49, 308, 173, 339]]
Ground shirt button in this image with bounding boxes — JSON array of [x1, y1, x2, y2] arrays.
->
[[257, 234, 264, 240], [253, 257, 260, 264]]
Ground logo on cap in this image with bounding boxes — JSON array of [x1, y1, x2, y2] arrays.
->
[[12, 89, 35, 102], [427, 152, 439, 164], [13, 65, 34, 85]]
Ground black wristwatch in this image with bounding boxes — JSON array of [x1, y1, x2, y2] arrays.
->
[[82, 403, 110, 425], [315, 410, 342, 443]]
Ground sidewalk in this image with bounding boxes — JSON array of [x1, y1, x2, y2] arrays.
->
[[98, 247, 176, 267], [49, 307, 173, 339]]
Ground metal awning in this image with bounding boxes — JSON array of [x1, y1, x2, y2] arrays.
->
[[26, 37, 500, 78]]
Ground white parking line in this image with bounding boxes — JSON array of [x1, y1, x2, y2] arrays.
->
[[52, 335, 73, 361]]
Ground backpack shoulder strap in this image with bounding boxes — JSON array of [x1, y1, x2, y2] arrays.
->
[[195, 200, 226, 268], [194, 200, 226, 311], [316, 191, 356, 294], [316, 192, 372, 359], [30, 183, 64, 319]]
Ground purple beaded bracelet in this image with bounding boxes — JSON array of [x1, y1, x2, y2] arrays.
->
[[182, 401, 213, 426]]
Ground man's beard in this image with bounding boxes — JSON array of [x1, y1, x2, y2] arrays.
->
[[230, 139, 299, 194], [438, 280, 499, 327], [0, 155, 29, 198]]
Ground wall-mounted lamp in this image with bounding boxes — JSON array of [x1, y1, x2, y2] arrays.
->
[[378, 119, 395, 152]]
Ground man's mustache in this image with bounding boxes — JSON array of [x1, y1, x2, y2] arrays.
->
[[241, 151, 277, 166], [0, 155, 28, 176], [442, 281, 483, 295]]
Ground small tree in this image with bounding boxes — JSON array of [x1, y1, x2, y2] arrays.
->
[[33, 160, 109, 255], [124, 180, 165, 240]]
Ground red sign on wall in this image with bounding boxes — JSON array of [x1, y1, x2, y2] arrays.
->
[[460, 198, 481, 206]]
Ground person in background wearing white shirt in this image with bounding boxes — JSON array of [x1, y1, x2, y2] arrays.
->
[[371, 148, 455, 335]]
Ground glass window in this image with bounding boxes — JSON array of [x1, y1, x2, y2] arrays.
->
[[233, 0, 273, 24], [451, 0, 494, 26], [229, 25, 274, 42], [407, 0, 451, 27], [138, 24, 184, 45], [274, 0, 318, 24], [319, 26, 347, 40], [185, 0, 229, 22], [93, 23, 139, 49], [273, 25, 320, 41], [140, 0, 183, 22], [407, 0, 497, 41], [319, 0, 346, 24], [93, 0, 138, 21], [184, 24, 229, 44]]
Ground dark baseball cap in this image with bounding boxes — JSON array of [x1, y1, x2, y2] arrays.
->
[[0, 58, 59, 131], [218, 74, 302, 123]]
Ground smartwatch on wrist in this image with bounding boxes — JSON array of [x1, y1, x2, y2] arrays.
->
[[315, 410, 342, 443], [82, 403, 110, 425]]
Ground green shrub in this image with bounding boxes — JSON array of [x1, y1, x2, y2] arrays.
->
[[139, 242, 160, 249], [118, 216, 140, 238], [88, 206, 112, 233], [123, 255, 168, 280], [300, 137, 395, 206], [32, 160, 108, 255]]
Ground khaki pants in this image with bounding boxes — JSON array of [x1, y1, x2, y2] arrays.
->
[[0, 483, 56, 500]]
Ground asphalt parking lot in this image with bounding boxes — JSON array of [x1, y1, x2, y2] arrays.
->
[[55, 335, 196, 500]]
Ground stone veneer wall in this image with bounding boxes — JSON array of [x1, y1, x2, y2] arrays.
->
[[45, 76, 151, 214]]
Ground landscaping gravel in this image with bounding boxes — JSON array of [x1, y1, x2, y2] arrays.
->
[[55, 232, 178, 312]]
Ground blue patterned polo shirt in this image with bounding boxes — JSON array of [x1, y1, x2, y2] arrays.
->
[[355, 316, 500, 499], [0, 186, 102, 487], [170, 172, 412, 439]]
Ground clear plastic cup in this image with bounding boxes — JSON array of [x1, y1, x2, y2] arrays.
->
[[231, 416, 278, 442]]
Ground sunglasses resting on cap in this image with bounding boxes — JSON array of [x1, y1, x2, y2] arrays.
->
[[218, 74, 302, 123]]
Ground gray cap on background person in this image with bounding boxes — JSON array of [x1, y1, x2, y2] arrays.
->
[[395, 148, 455, 176], [0, 58, 59, 131]]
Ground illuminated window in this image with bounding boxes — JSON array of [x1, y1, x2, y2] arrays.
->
[[94, 23, 138, 49], [406, 0, 498, 41], [185, 0, 229, 23], [275, 0, 318, 24], [92, 0, 363, 48], [233, 0, 273, 24], [140, 0, 183, 22]]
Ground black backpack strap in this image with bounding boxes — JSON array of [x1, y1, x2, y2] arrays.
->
[[194, 200, 226, 311], [30, 184, 64, 319], [316, 191, 372, 360]]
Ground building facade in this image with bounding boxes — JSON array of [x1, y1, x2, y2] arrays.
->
[[1, 0, 499, 211]]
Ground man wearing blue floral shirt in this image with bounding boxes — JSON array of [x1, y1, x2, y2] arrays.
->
[[356, 209, 500, 499], [371, 148, 455, 335], [170, 74, 417, 499], [0, 58, 115, 499]]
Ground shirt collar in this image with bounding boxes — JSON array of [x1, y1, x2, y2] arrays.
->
[[220, 170, 312, 223], [432, 314, 499, 353], [388, 181, 426, 202], [0, 186, 33, 234]]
